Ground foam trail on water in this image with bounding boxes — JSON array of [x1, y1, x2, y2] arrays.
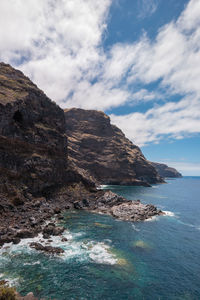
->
[[177, 220, 200, 231], [132, 224, 140, 231]]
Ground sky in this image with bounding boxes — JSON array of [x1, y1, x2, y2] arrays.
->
[[0, 0, 200, 175]]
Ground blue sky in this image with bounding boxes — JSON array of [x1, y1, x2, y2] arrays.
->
[[0, 0, 200, 175]]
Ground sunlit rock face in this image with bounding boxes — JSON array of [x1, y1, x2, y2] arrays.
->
[[64, 108, 163, 186]]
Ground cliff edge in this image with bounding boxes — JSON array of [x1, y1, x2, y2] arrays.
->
[[64, 108, 164, 186]]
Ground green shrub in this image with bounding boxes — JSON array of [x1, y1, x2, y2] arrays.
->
[[0, 282, 17, 300]]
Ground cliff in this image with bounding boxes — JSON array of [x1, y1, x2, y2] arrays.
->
[[0, 63, 163, 249], [64, 108, 163, 186], [151, 162, 182, 178], [0, 63, 94, 243]]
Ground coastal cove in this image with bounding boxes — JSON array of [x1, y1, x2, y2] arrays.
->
[[0, 177, 200, 299]]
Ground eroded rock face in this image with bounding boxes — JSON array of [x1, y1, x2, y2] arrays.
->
[[0, 62, 68, 201], [151, 162, 182, 178], [64, 108, 163, 186]]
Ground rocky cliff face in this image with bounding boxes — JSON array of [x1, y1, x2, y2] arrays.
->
[[0, 63, 164, 249], [151, 162, 182, 178], [64, 108, 163, 186], [0, 62, 69, 200]]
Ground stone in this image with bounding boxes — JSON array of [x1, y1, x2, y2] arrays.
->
[[30, 242, 64, 255]]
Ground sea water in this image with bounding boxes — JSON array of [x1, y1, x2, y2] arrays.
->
[[0, 177, 200, 299]]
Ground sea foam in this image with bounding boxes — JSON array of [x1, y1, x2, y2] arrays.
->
[[0, 229, 117, 267], [163, 211, 176, 217]]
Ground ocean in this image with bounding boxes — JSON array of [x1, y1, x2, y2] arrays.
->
[[0, 177, 200, 299]]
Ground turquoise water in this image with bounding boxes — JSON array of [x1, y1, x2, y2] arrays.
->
[[0, 177, 200, 299]]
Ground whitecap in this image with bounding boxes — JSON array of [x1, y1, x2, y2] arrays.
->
[[163, 211, 176, 217], [88, 242, 117, 265], [23, 261, 40, 266], [98, 185, 110, 189], [145, 216, 159, 222]]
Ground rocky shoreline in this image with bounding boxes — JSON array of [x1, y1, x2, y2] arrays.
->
[[0, 188, 163, 250]]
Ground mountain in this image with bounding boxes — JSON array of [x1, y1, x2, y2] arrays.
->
[[0, 63, 162, 248], [64, 108, 164, 186], [151, 162, 182, 178]]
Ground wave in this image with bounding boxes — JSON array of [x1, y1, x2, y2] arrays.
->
[[144, 210, 176, 222], [145, 216, 159, 222], [163, 211, 176, 217]]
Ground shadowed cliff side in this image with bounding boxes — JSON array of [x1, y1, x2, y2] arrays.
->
[[151, 162, 182, 178], [64, 108, 164, 186]]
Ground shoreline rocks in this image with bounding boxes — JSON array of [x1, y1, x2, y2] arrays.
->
[[87, 191, 164, 222], [0, 188, 164, 249]]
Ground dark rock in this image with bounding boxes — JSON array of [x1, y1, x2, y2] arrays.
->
[[30, 242, 64, 254], [42, 233, 50, 239], [16, 229, 35, 239], [74, 201, 83, 209], [13, 237, 21, 244], [43, 225, 55, 235], [54, 207, 61, 214], [52, 226, 65, 236], [61, 237, 68, 242], [43, 225, 65, 236]]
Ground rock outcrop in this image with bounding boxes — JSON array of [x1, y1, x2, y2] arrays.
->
[[151, 162, 182, 178], [82, 190, 164, 221], [64, 108, 163, 186]]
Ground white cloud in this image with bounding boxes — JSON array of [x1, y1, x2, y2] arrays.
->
[[110, 95, 200, 146], [0, 0, 111, 105], [138, 0, 159, 19], [0, 0, 200, 147]]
